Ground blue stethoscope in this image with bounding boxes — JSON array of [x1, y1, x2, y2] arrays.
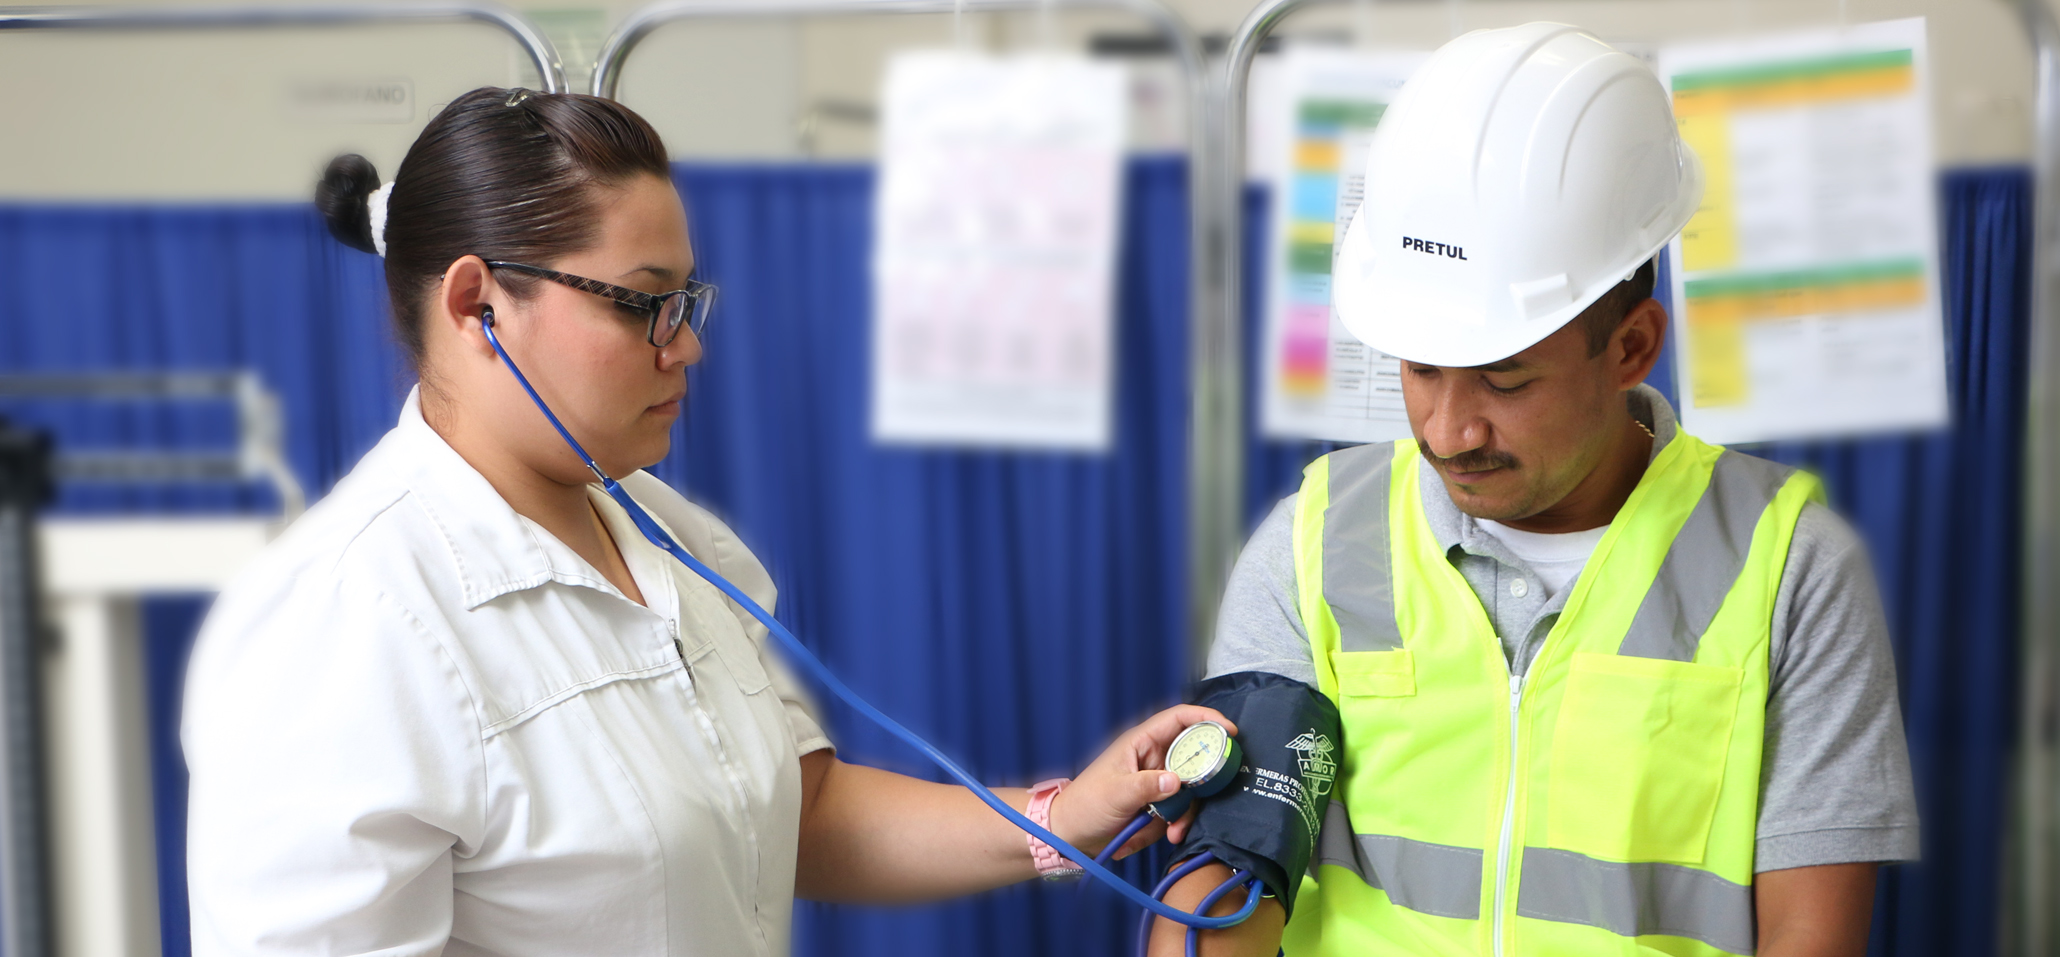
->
[[480, 312, 1263, 955]]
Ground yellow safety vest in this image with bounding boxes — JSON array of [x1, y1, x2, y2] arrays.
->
[[1280, 433, 1819, 956]]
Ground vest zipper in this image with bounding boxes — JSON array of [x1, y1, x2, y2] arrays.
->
[[1492, 673, 1524, 957]]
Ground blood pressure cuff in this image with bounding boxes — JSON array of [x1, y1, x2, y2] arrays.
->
[[1174, 671, 1342, 917]]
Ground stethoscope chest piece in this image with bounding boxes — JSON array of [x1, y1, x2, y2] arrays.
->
[[1149, 720, 1242, 821]]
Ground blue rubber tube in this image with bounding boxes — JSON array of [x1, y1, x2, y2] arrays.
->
[[1098, 812, 1155, 871], [1135, 852, 1220, 957], [1186, 871, 1260, 957], [484, 322, 1262, 931], [1081, 811, 1157, 902]]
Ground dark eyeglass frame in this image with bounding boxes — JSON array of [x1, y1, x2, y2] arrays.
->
[[484, 260, 715, 348]]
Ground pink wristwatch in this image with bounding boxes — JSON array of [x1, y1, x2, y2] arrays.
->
[[1026, 778, 1084, 881]]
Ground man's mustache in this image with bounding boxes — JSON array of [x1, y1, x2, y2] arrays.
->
[[1422, 444, 1519, 475]]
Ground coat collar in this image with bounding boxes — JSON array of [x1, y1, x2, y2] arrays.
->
[[381, 388, 619, 609]]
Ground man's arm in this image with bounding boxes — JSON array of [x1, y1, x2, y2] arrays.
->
[[1143, 500, 1311, 955], [1751, 504, 1913, 954], [1146, 863, 1286, 956], [1756, 863, 1878, 957]]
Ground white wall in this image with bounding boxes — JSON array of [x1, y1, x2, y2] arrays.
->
[[0, 0, 2043, 200]]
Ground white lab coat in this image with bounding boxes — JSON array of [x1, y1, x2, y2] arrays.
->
[[183, 390, 832, 955]]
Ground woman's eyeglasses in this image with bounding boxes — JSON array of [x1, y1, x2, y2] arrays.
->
[[484, 260, 715, 348]]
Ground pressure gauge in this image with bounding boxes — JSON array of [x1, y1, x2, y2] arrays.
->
[[1150, 721, 1242, 821], [1166, 721, 1236, 788]]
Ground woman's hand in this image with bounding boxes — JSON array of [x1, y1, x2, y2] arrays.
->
[[1048, 705, 1238, 861]]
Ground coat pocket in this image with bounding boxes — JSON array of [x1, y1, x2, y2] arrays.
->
[[1545, 652, 1742, 864], [1331, 649, 1417, 698]]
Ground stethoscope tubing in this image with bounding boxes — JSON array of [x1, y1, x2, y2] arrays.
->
[[1187, 870, 1260, 957], [1137, 851, 1222, 957], [1084, 810, 1157, 899], [481, 319, 1262, 931]]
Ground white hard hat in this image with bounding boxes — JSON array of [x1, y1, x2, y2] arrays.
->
[[1330, 22, 1702, 368]]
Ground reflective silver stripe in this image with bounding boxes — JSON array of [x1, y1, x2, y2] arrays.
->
[[1313, 799, 1365, 875], [1314, 801, 1484, 920], [1618, 451, 1794, 662], [1517, 847, 1756, 955], [1322, 442, 1402, 652]]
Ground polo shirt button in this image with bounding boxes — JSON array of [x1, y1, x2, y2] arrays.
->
[[1510, 578, 1530, 598]]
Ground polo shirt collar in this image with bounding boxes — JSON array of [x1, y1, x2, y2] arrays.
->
[[385, 387, 613, 609], [1420, 383, 1679, 557]]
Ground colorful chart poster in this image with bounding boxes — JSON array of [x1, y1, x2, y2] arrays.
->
[[1257, 48, 1427, 445], [1660, 18, 1947, 444], [871, 52, 1127, 451]]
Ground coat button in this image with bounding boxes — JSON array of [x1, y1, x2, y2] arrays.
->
[[1510, 578, 1530, 599]]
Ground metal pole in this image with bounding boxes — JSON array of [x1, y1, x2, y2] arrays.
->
[[2016, 1, 2060, 953], [0, 2, 567, 93], [591, 0, 1226, 669], [1198, 0, 1325, 668], [0, 420, 52, 957]]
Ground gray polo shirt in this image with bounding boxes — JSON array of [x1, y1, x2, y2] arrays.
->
[[1208, 385, 1919, 871]]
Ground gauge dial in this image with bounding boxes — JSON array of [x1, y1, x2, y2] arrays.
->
[[1165, 721, 1232, 786]]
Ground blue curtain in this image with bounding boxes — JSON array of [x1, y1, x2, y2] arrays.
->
[[1744, 168, 2030, 957], [0, 162, 2028, 957], [654, 159, 1197, 956], [0, 206, 404, 514]]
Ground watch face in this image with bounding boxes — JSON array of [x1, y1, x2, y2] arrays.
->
[[1166, 721, 1230, 785]]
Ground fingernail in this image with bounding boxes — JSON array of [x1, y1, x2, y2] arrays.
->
[[1159, 772, 1178, 793]]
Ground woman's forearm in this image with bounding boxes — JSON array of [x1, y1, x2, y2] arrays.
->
[[794, 752, 1040, 902], [794, 705, 1232, 903]]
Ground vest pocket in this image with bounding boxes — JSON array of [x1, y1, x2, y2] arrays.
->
[[1331, 649, 1416, 697], [1545, 652, 1742, 864]]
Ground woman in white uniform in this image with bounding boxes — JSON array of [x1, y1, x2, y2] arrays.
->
[[182, 87, 1227, 955]]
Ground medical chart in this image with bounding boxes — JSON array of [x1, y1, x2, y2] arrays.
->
[[870, 51, 1127, 451], [1660, 18, 1948, 444], [1256, 48, 1427, 445]]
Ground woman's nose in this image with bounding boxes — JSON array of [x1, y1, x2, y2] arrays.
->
[[658, 330, 703, 369]]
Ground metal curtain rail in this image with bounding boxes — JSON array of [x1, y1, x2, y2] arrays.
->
[[2015, 2, 2060, 954], [0, 2, 567, 93], [592, 0, 1230, 671]]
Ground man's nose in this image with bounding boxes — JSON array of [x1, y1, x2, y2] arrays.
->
[[1419, 376, 1490, 460]]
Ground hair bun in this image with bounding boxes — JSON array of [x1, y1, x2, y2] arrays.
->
[[316, 154, 382, 254]]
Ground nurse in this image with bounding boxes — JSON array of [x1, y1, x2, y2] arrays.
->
[[182, 87, 1227, 954]]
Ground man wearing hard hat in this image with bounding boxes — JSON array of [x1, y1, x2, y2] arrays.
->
[[1153, 23, 1917, 957]]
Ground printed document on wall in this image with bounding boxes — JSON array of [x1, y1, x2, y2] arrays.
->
[[1660, 18, 1947, 444], [871, 51, 1127, 451], [1257, 48, 1427, 444]]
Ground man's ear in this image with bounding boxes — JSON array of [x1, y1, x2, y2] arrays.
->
[[1612, 298, 1669, 390], [437, 256, 500, 359]]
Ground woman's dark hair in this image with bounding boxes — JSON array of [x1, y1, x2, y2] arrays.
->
[[316, 87, 670, 365]]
